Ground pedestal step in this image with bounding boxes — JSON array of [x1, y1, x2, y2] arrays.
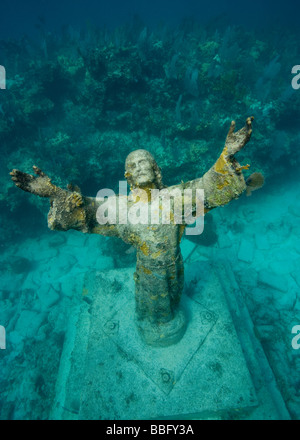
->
[[216, 261, 291, 420]]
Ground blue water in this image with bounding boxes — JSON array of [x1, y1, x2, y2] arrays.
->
[[0, 0, 300, 420]]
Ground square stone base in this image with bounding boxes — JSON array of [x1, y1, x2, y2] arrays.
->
[[51, 264, 259, 419]]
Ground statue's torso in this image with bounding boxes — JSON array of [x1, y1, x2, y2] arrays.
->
[[118, 221, 185, 267]]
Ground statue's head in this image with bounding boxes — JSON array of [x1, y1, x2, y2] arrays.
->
[[125, 149, 164, 189]]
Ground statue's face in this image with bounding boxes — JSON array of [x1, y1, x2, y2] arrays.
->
[[125, 150, 156, 187]]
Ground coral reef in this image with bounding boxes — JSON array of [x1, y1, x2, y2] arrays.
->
[[1, 21, 299, 237]]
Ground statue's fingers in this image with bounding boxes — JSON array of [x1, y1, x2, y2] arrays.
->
[[10, 169, 33, 182], [10, 169, 18, 181], [241, 116, 254, 144], [227, 120, 236, 137], [10, 169, 35, 192], [247, 116, 254, 126], [246, 116, 254, 137], [10, 168, 21, 179], [33, 165, 46, 177]]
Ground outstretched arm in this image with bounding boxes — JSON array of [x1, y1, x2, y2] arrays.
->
[[10, 166, 120, 237], [183, 117, 254, 212]]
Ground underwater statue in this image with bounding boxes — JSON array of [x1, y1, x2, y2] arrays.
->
[[11, 117, 257, 347]]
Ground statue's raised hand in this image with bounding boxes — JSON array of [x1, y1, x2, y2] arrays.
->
[[225, 116, 254, 157], [10, 166, 61, 198]]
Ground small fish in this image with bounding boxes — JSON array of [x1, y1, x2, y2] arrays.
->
[[246, 172, 264, 196]]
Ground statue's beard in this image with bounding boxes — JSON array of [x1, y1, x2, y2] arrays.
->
[[135, 180, 156, 189]]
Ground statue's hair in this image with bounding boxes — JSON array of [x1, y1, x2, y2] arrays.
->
[[125, 149, 165, 190]]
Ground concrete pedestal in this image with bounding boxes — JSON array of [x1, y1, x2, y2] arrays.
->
[[50, 262, 268, 419]]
